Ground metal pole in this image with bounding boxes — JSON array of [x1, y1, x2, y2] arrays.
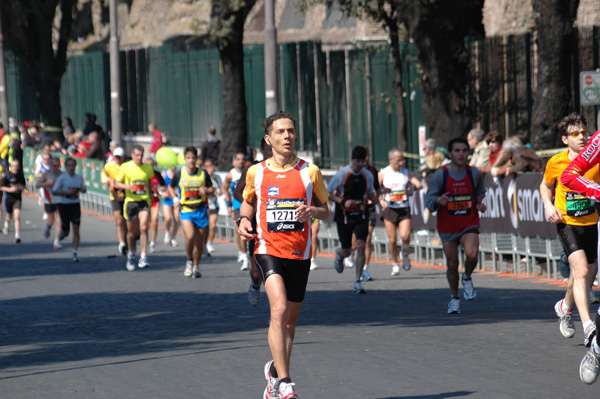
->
[[264, 0, 279, 117], [0, 3, 10, 130], [109, 0, 122, 145]]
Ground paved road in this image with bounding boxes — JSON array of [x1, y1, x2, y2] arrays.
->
[[1, 196, 599, 398]]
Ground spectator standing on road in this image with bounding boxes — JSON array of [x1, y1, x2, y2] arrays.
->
[[222, 152, 249, 270], [148, 124, 163, 158], [1, 160, 26, 243], [327, 145, 376, 294], [561, 124, 600, 385], [540, 113, 598, 350], [468, 128, 490, 169], [102, 147, 128, 255], [168, 146, 213, 278], [52, 158, 86, 262], [200, 125, 221, 167], [114, 145, 154, 271], [379, 148, 423, 276], [237, 110, 329, 399], [425, 138, 486, 314], [161, 165, 180, 248]]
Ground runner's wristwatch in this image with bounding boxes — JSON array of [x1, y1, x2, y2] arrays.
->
[[236, 215, 249, 227]]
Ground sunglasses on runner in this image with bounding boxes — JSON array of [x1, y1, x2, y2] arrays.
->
[[568, 130, 588, 138]]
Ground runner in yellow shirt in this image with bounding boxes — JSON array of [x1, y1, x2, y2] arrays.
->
[[540, 112, 599, 348], [115, 144, 154, 271], [102, 147, 128, 255]]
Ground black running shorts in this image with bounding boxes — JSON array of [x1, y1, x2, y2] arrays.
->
[[125, 200, 149, 221], [336, 218, 369, 249], [255, 254, 311, 303], [556, 223, 598, 264], [58, 203, 81, 230]]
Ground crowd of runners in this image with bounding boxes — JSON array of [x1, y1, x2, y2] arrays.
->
[[3, 110, 600, 397]]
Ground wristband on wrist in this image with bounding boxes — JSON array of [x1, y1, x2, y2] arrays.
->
[[236, 215, 249, 227]]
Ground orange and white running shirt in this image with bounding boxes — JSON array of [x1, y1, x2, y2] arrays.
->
[[243, 156, 329, 260]]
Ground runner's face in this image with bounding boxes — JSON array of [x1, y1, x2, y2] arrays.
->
[[389, 151, 404, 171], [204, 161, 214, 175], [350, 158, 366, 173], [449, 143, 469, 167], [564, 123, 587, 154], [131, 149, 143, 165], [233, 154, 244, 170], [66, 161, 76, 175], [268, 118, 296, 157], [185, 152, 197, 170]]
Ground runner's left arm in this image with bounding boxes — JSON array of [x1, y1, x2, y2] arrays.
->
[[561, 130, 600, 200]]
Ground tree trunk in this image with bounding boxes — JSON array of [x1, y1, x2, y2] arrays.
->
[[212, 0, 257, 169], [400, 0, 484, 148], [218, 36, 248, 168], [386, 15, 406, 152], [530, 0, 579, 150], [2, 0, 73, 131]]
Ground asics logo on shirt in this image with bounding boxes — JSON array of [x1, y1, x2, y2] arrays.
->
[[276, 174, 286, 179]]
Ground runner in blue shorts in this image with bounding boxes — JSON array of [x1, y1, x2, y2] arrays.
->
[[168, 146, 213, 278]]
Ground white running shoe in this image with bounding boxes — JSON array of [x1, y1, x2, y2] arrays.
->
[[263, 360, 279, 399], [206, 242, 215, 254], [462, 273, 477, 301], [554, 299, 575, 338], [53, 240, 62, 250], [344, 256, 354, 269], [184, 262, 193, 277], [237, 251, 245, 263], [447, 297, 461, 314], [138, 256, 150, 269], [163, 232, 171, 245], [42, 212, 48, 221], [310, 258, 319, 270], [278, 381, 298, 399], [126, 257, 136, 272], [241, 254, 250, 271], [118, 242, 128, 256], [391, 263, 400, 276], [580, 348, 600, 384], [170, 239, 179, 247], [3, 224, 9, 235], [585, 323, 597, 348]]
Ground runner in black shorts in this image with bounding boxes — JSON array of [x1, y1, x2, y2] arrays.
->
[[379, 148, 423, 275], [237, 111, 330, 398], [1, 160, 25, 243], [126, 200, 150, 221], [52, 158, 86, 262], [327, 145, 376, 294]]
